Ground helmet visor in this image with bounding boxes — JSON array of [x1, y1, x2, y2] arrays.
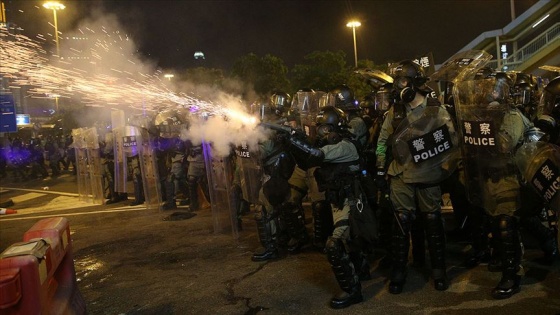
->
[[375, 91, 391, 111]]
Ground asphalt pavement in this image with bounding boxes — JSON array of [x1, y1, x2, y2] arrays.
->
[[1, 172, 559, 315]]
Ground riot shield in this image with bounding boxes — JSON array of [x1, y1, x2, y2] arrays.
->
[[72, 127, 104, 204], [294, 90, 326, 142], [430, 50, 493, 83], [84, 127, 104, 204], [235, 141, 262, 205], [72, 128, 90, 202], [516, 141, 560, 213], [203, 141, 238, 239], [111, 110, 128, 194], [138, 127, 161, 211], [391, 106, 460, 184], [121, 123, 161, 210], [454, 78, 521, 211]]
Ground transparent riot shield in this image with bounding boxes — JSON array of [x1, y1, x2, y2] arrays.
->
[[235, 142, 262, 205], [72, 128, 91, 202], [138, 127, 161, 210], [111, 110, 128, 194], [72, 127, 103, 204], [430, 50, 493, 83], [391, 106, 460, 184], [119, 124, 161, 210], [516, 141, 560, 213], [203, 141, 238, 239], [454, 78, 521, 211], [294, 90, 326, 142], [84, 127, 104, 204]]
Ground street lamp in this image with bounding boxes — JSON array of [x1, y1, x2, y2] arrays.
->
[[346, 20, 361, 68], [164, 74, 174, 81], [43, 1, 65, 57]]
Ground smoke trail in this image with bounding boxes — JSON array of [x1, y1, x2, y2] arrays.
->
[[1, 10, 270, 155]]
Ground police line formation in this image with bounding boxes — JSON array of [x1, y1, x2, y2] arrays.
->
[[2, 50, 559, 309]]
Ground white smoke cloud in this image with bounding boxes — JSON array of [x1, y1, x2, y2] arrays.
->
[[2, 6, 273, 154]]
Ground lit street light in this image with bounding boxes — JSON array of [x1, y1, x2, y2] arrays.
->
[[346, 20, 361, 68], [43, 1, 65, 57], [164, 74, 174, 81]]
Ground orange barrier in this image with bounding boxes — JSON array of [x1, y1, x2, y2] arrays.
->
[[0, 208, 17, 215], [0, 217, 86, 314]]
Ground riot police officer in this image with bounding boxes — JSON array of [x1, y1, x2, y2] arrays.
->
[[518, 75, 560, 264], [360, 83, 397, 266], [287, 105, 377, 309], [454, 68, 530, 299], [376, 60, 460, 294], [251, 100, 297, 261], [269, 91, 311, 253], [285, 89, 333, 251], [154, 110, 189, 210], [101, 132, 122, 204], [186, 140, 209, 211], [329, 85, 368, 150]]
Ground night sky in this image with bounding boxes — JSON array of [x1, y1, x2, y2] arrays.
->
[[5, 0, 539, 71]]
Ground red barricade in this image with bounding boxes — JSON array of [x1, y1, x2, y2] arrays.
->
[[0, 217, 86, 315]]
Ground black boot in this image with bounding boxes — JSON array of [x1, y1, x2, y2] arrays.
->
[[187, 176, 199, 211], [350, 251, 372, 281], [284, 202, 310, 254], [312, 201, 333, 251], [543, 208, 559, 264], [376, 193, 394, 269], [411, 214, 426, 269], [251, 245, 278, 261], [231, 184, 243, 231], [521, 214, 559, 265], [389, 213, 411, 294], [326, 237, 363, 309], [491, 215, 522, 299], [163, 180, 177, 210], [105, 181, 118, 204], [464, 208, 491, 268], [252, 206, 279, 262], [130, 177, 145, 206], [424, 212, 449, 291]]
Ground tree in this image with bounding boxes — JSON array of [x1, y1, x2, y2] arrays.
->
[[230, 53, 290, 99], [290, 50, 350, 92]]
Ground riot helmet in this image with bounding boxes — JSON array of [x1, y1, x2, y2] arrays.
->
[[375, 83, 395, 112], [389, 60, 431, 103], [270, 91, 292, 116], [511, 72, 541, 120], [541, 76, 560, 116], [128, 114, 153, 130], [328, 84, 359, 111], [359, 93, 375, 113], [535, 76, 560, 141], [315, 106, 347, 144], [489, 71, 514, 104], [154, 110, 188, 138], [360, 84, 393, 118]]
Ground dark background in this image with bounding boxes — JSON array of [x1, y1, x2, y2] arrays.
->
[[4, 0, 539, 70]]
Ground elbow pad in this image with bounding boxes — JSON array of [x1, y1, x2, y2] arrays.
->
[[288, 137, 324, 170]]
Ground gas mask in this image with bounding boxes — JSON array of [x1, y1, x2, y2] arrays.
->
[[316, 124, 341, 145], [394, 76, 417, 103]]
